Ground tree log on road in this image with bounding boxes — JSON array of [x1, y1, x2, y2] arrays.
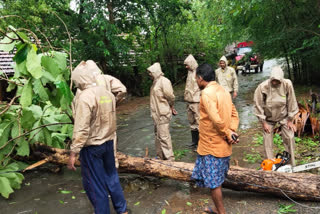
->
[[29, 144, 320, 201]]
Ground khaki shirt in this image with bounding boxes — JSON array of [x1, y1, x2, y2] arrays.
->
[[96, 74, 127, 103], [71, 61, 116, 153], [254, 79, 298, 123], [197, 81, 239, 157], [215, 66, 239, 93], [184, 54, 200, 103], [147, 63, 175, 123]]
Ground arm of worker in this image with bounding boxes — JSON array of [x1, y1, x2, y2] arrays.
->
[[253, 85, 271, 133], [162, 78, 177, 115], [214, 69, 219, 84], [109, 76, 127, 104], [202, 93, 232, 140], [232, 68, 238, 98], [286, 80, 299, 131], [229, 103, 239, 132], [68, 95, 92, 171]]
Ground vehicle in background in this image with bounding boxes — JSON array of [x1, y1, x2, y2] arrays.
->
[[233, 41, 264, 75]]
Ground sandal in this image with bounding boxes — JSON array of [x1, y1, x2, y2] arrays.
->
[[203, 206, 218, 214]]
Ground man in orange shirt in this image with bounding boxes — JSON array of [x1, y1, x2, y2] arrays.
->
[[191, 63, 239, 214]]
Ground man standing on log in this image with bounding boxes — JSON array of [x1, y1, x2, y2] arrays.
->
[[192, 63, 239, 214], [215, 56, 239, 99], [254, 66, 298, 166], [147, 62, 177, 161], [184, 54, 201, 149], [68, 61, 128, 214]]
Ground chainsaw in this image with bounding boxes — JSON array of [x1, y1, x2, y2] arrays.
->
[[261, 151, 320, 173]]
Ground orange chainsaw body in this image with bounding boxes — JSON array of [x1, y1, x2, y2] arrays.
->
[[261, 158, 283, 171]]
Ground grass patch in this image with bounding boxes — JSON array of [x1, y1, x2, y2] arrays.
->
[[174, 149, 190, 160]]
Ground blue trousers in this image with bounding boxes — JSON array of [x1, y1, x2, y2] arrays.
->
[[80, 140, 127, 214]]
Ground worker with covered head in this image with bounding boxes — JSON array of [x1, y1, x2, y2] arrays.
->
[[95, 70, 127, 168], [72, 60, 127, 168], [147, 62, 177, 161], [68, 60, 128, 214], [184, 54, 201, 149], [254, 66, 299, 166], [215, 56, 239, 99]]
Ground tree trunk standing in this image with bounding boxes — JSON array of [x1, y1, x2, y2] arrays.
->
[[28, 145, 320, 201], [107, 0, 115, 24]]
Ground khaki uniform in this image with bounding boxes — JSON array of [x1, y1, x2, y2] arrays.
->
[[72, 61, 126, 167], [96, 74, 127, 103], [96, 74, 127, 167], [71, 61, 116, 154], [184, 54, 200, 131], [254, 66, 299, 165], [215, 56, 238, 93], [147, 63, 175, 160]]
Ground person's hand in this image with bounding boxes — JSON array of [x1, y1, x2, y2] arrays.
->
[[171, 107, 178, 116], [233, 91, 237, 99], [287, 120, 296, 132], [262, 121, 271, 133], [67, 152, 77, 171], [227, 131, 239, 144]]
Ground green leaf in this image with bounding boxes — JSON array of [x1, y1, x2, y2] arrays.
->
[[52, 133, 68, 148], [60, 190, 72, 194], [71, 196, 76, 199], [52, 52, 67, 71], [0, 121, 13, 152], [6, 82, 17, 92], [186, 202, 192, 206], [11, 121, 20, 138], [33, 79, 49, 101], [27, 105, 43, 120], [13, 43, 30, 64], [26, 46, 42, 79], [134, 201, 140, 206], [41, 56, 61, 78], [20, 108, 36, 130], [161, 209, 166, 214], [43, 128, 52, 146], [0, 177, 14, 198], [16, 140, 30, 156], [20, 79, 33, 107], [55, 80, 73, 104], [0, 35, 16, 52], [17, 32, 31, 43]]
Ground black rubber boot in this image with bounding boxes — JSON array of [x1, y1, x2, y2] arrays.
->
[[188, 130, 199, 148]]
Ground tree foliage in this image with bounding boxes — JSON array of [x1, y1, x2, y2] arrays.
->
[[0, 26, 73, 198]]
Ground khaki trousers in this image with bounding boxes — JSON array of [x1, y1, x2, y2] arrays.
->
[[186, 102, 200, 131], [154, 123, 174, 161], [263, 121, 296, 166]]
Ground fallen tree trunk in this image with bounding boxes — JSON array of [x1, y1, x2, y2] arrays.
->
[[29, 144, 320, 201]]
